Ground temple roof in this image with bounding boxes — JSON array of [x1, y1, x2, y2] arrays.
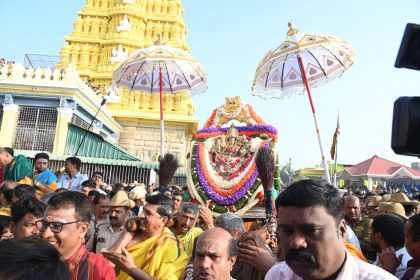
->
[[339, 155, 420, 179]]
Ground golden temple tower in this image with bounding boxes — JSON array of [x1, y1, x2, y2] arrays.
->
[[57, 0, 198, 165], [57, 0, 189, 89]]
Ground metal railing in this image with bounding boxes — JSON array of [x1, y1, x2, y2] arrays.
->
[[13, 107, 57, 152]]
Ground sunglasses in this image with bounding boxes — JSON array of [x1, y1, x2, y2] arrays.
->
[[36, 220, 82, 233]]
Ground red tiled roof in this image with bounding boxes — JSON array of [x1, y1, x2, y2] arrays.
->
[[344, 156, 420, 177]]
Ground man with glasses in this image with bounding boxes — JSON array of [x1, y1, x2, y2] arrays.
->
[[38, 191, 115, 280], [33, 152, 58, 199], [10, 199, 45, 238]]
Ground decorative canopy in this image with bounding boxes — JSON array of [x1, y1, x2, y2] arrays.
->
[[252, 23, 355, 99], [112, 40, 208, 96]]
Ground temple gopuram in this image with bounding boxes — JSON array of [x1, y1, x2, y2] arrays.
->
[[0, 0, 198, 184]]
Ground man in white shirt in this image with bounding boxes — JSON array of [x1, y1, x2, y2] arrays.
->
[[265, 180, 397, 280], [371, 214, 411, 278], [57, 157, 88, 192]]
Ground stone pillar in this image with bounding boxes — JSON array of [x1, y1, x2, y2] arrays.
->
[[53, 107, 73, 155], [0, 104, 20, 147]]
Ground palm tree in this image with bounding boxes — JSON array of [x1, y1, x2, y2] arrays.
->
[[280, 158, 294, 188]]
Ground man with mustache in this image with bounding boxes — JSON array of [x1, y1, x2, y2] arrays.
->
[[171, 202, 203, 258], [10, 199, 45, 238], [87, 191, 132, 253], [193, 227, 238, 280], [104, 193, 189, 280], [265, 180, 397, 280]]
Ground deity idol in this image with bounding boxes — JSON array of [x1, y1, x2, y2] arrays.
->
[[210, 124, 253, 179]]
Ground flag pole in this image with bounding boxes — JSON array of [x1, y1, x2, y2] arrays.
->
[[333, 111, 339, 187]]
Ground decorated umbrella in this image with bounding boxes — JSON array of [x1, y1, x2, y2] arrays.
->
[[112, 38, 208, 156], [252, 23, 355, 184]]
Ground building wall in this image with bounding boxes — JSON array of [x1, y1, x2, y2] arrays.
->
[[117, 118, 190, 164]]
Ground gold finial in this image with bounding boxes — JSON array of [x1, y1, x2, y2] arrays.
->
[[287, 22, 299, 36], [154, 34, 165, 45]]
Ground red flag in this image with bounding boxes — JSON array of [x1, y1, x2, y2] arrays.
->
[[330, 115, 340, 160]]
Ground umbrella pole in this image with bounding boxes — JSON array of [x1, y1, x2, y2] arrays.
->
[[297, 55, 331, 184], [159, 67, 165, 157]]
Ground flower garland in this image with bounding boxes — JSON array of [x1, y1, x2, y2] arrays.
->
[[195, 124, 278, 142], [197, 141, 262, 195], [200, 137, 263, 190], [193, 140, 269, 206]]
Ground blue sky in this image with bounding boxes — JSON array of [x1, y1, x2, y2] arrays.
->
[[1, 1, 420, 170]]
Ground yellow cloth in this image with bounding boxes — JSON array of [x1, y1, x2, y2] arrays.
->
[[178, 227, 203, 258], [118, 227, 189, 280], [0, 207, 11, 217], [18, 176, 33, 185]]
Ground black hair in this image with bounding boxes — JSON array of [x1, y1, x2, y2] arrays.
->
[[47, 191, 92, 223], [172, 190, 184, 197], [403, 205, 415, 217], [0, 215, 11, 235], [93, 194, 109, 205], [146, 193, 174, 220], [0, 238, 70, 280], [1, 188, 14, 205], [65, 157, 82, 170], [87, 190, 100, 198], [92, 171, 103, 177], [276, 179, 343, 222], [11, 200, 46, 224], [408, 213, 420, 241], [228, 237, 238, 258], [81, 180, 97, 188], [4, 147, 14, 157], [34, 152, 49, 161], [13, 185, 36, 202], [372, 214, 404, 248]]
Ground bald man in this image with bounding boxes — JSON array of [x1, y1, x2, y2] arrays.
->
[[343, 195, 373, 258], [194, 227, 238, 280]]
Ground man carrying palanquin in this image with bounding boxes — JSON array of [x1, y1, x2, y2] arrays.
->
[[104, 193, 189, 280], [171, 202, 203, 258]]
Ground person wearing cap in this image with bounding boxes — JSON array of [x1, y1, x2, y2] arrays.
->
[[390, 192, 420, 218], [129, 185, 146, 216], [87, 191, 133, 254], [367, 196, 382, 216], [374, 202, 408, 222]]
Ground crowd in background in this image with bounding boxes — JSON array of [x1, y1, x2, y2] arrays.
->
[[0, 146, 420, 279]]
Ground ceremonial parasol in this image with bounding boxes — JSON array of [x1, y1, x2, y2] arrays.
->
[[252, 23, 355, 184], [112, 38, 208, 156]]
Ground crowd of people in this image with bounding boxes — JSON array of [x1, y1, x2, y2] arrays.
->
[[0, 146, 420, 279]]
